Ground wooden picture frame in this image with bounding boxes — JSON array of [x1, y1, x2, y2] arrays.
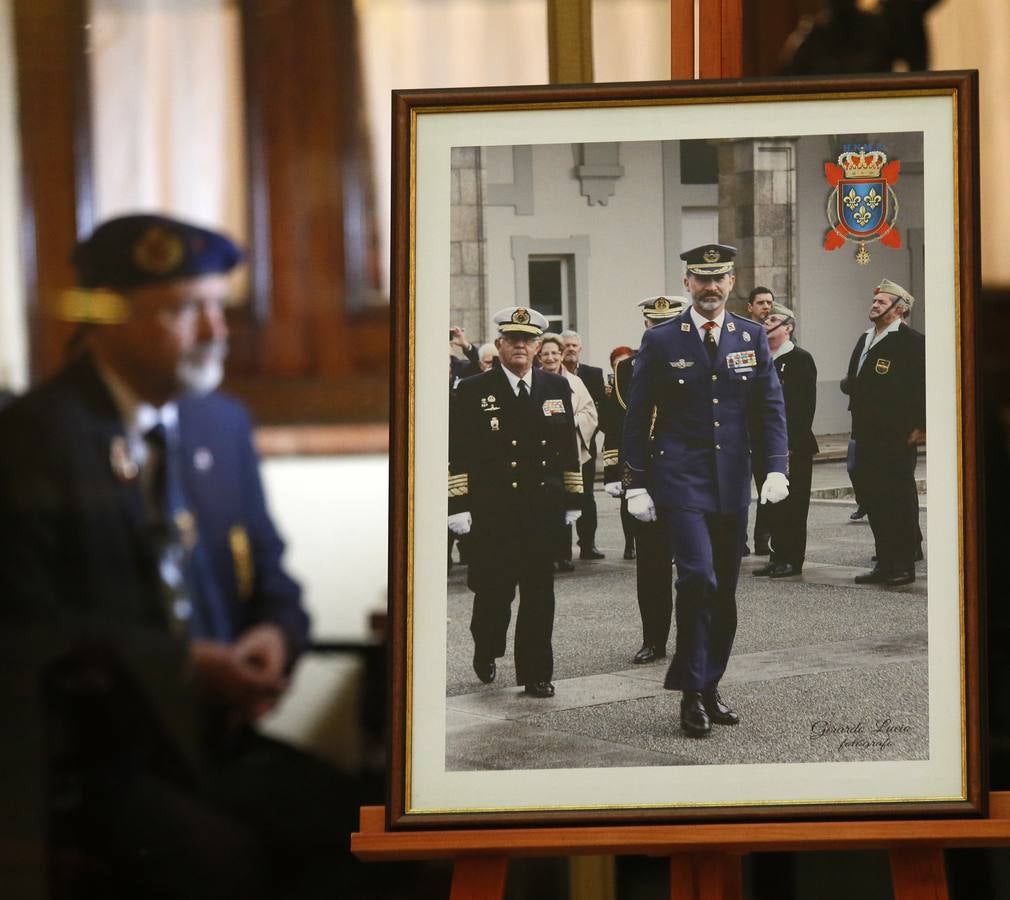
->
[[387, 71, 983, 828]]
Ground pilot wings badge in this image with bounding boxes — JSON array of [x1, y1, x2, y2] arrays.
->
[[669, 359, 695, 369]]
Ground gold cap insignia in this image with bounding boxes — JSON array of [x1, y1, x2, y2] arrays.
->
[[654, 297, 670, 311], [703, 248, 720, 263], [133, 227, 185, 276], [511, 307, 530, 325]]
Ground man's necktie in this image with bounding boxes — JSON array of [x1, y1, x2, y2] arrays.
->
[[703, 321, 718, 364], [517, 378, 531, 408], [144, 423, 193, 635]]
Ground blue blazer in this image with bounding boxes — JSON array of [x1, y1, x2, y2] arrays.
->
[[621, 309, 788, 513]]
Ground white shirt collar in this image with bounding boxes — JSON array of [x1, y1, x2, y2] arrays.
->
[[864, 317, 902, 347], [772, 339, 795, 360], [95, 357, 178, 438], [501, 365, 533, 396], [690, 306, 726, 336]]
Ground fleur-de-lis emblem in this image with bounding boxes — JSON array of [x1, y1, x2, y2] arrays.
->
[[843, 188, 861, 212], [865, 187, 882, 209], [854, 206, 872, 227]]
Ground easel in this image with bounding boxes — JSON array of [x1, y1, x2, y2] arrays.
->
[[355, 1, 985, 897], [353, 795, 1010, 899]]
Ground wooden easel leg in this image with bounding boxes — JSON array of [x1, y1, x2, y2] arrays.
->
[[889, 848, 949, 900], [450, 856, 508, 900], [669, 852, 743, 900]]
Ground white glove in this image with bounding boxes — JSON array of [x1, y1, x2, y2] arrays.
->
[[626, 488, 657, 522], [604, 481, 623, 498], [564, 509, 582, 526], [760, 471, 789, 505], [448, 511, 472, 535]]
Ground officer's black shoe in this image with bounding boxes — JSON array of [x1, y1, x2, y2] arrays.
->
[[884, 569, 916, 587], [523, 681, 555, 698], [854, 567, 889, 584], [555, 559, 576, 573], [580, 547, 605, 560], [701, 689, 740, 726], [633, 643, 665, 664], [753, 540, 771, 556], [473, 655, 496, 684], [623, 544, 636, 560], [680, 691, 711, 738], [752, 562, 776, 576], [850, 506, 867, 520], [769, 562, 801, 578]]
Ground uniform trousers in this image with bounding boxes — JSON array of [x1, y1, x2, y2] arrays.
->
[[470, 548, 555, 686], [575, 457, 598, 550], [767, 451, 814, 568], [851, 441, 919, 571], [660, 506, 747, 692], [634, 518, 674, 650]]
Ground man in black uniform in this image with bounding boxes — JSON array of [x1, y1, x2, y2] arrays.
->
[[844, 278, 926, 586], [603, 296, 688, 664], [753, 303, 820, 578], [561, 329, 606, 560], [448, 306, 583, 698]]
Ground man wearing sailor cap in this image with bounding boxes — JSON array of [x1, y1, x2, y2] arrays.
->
[[843, 278, 926, 586], [602, 295, 688, 667], [621, 244, 789, 738], [448, 306, 583, 698]]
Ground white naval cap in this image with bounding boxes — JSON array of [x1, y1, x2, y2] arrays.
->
[[492, 306, 549, 336]]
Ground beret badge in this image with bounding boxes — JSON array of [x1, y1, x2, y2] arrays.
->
[[132, 226, 185, 276]]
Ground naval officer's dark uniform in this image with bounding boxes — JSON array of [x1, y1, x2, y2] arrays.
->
[[622, 309, 788, 692], [449, 365, 583, 687], [602, 353, 674, 655], [844, 322, 925, 576], [764, 343, 819, 571]]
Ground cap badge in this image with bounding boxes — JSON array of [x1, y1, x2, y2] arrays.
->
[[133, 226, 185, 275], [109, 436, 138, 481], [654, 297, 670, 311], [511, 307, 530, 325], [703, 248, 720, 263]]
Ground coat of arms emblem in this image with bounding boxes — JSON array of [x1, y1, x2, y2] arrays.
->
[[823, 145, 901, 266]]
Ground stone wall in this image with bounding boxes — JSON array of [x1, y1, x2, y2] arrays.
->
[[449, 147, 488, 344]]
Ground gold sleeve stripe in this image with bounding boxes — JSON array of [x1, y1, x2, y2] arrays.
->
[[563, 472, 584, 493], [602, 450, 619, 465], [448, 474, 469, 497]]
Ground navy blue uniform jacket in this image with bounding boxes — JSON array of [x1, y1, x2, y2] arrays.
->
[[622, 309, 788, 513]]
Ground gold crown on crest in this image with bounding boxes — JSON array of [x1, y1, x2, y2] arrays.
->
[[837, 147, 887, 179]]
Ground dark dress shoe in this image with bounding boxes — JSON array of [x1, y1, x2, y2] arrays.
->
[[753, 541, 771, 556], [701, 689, 740, 726], [753, 562, 776, 576], [680, 691, 711, 738], [769, 562, 801, 578], [580, 547, 605, 560], [555, 559, 575, 573], [850, 506, 867, 520], [623, 546, 636, 560], [523, 681, 555, 698], [633, 643, 665, 664], [473, 655, 496, 684], [884, 569, 915, 586], [854, 567, 889, 584]]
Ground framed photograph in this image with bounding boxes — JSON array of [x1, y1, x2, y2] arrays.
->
[[387, 72, 983, 828]]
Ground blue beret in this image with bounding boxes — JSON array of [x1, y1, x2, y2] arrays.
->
[[72, 214, 242, 289]]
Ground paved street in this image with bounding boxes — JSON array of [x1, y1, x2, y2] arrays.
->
[[444, 454, 928, 770]]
